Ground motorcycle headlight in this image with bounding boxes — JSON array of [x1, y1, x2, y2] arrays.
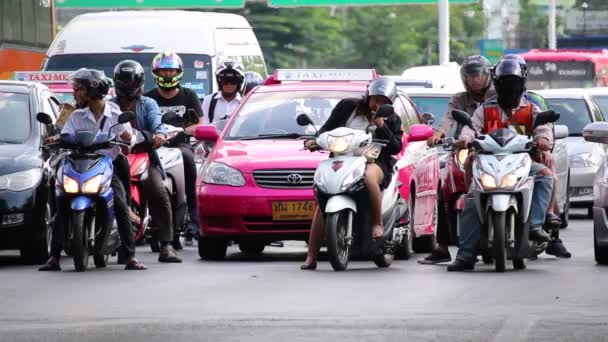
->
[[570, 152, 599, 168], [63, 176, 79, 193], [0, 169, 42, 192], [82, 175, 103, 194], [457, 149, 469, 166], [500, 171, 521, 189], [340, 165, 365, 191], [203, 162, 245, 187], [327, 134, 353, 154], [480, 173, 497, 190]]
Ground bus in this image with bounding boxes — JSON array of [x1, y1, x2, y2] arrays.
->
[[519, 49, 608, 89], [0, 0, 55, 80]]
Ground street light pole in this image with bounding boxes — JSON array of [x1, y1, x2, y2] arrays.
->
[[548, 0, 556, 49], [438, 0, 449, 65], [582, 1, 588, 47]]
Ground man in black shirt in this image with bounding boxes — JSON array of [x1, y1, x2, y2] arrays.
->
[[144, 52, 204, 244]]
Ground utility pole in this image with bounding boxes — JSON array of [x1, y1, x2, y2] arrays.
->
[[438, 0, 449, 65], [548, 0, 556, 49]]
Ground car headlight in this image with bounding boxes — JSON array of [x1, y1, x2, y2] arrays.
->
[[480, 173, 497, 190], [203, 162, 245, 187], [340, 165, 365, 191], [0, 169, 42, 192], [570, 152, 598, 168], [63, 176, 79, 193], [457, 149, 469, 166], [82, 175, 103, 194], [327, 134, 353, 154]]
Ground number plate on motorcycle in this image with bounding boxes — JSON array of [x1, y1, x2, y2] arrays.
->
[[272, 201, 315, 221]]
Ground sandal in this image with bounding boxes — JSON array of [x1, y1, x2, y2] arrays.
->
[[545, 213, 562, 228], [300, 262, 317, 271], [124, 258, 147, 270]]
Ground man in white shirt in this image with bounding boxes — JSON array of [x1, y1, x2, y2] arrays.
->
[[202, 59, 246, 124], [39, 68, 146, 271]]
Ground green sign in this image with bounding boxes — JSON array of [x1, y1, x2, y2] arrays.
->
[[479, 39, 504, 64], [269, 0, 477, 7], [54, 0, 245, 8]]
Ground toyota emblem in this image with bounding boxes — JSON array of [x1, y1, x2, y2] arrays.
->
[[287, 173, 303, 184]]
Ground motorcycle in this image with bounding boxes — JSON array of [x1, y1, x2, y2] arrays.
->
[[451, 109, 560, 272], [297, 112, 432, 271], [36, 111, 134, 271]]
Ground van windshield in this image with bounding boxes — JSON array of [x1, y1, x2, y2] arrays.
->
[[44, 53, 212, 98]]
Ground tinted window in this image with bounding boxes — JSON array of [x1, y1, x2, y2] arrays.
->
[[401, 97, 421, 125], [410, 95, 456, 137], [545, 98, 592, 136], [226, 91, 361, 140], [591, 95, 608, 120], [393, 98, 411, 132], [0, 92, 31, 142], [45, 53, 213, 98]]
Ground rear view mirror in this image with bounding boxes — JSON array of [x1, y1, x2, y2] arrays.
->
[[296, 113, 314, 127], [118, 111, 135, 124], [36, 112, 53, 125], [375, 104, 394, 118], [408, 124, 433, 142], [583, 122, 608, 144], [534, 110, 560, 128], [162, 110, 182, 125], [554, 125, 569, 139], [422, 112, 434, 126], [451, 109, 472, 128]]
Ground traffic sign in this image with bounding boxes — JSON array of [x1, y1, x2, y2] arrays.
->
[[269, 0, 477, 7], [54, 0, 245, 8], [479, 39, 504, 64]]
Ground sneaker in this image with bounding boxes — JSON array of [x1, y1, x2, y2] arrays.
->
[[447, 258, 475, 272], [545, 239, 572, 258], [159, 245, 182, 263], [38, 256, 61, 271], [529, 229, 551, 244], [418, 249, 452, 265]]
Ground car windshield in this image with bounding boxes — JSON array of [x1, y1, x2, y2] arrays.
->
[[225, 90, 361, 140], [591, 95, 608, 119], [0, 92, 31, 143], [45, 53, 212, 98], [410, 95, 455, 137], [54, 92, 74, 104], [544, 98, 591, 136]]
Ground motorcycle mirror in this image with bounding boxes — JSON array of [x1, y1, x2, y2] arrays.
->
[[296, 113, 314, 127], [452, 109, 473, 128], [375, 104, 394, 118], [422, 112, 435, 126], [118, 111, 135, 124], [162, 110, 183, 125], [533, 110, 560, 128], [36, 112, 53, 125]]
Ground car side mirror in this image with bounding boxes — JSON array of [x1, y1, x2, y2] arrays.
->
[[408, 124, 433, 142], [583, 122, 608, 144], [422, 112, 434, 126], [36, 112, 53, 125], [554, 125, 569, 139], [194, 125, 220, 142]]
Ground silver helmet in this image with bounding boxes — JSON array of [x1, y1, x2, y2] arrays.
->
[[367, 77, 397, 104]]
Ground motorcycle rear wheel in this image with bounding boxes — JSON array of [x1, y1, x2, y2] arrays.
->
[[325, 210, 352, 271]]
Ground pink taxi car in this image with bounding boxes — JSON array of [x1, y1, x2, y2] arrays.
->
[[194, 69, 440, 260]]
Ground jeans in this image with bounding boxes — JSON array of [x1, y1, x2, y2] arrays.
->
[[177, 143, 197, 225], [455, 172, 554, 261], [143, 166, 173, 243]]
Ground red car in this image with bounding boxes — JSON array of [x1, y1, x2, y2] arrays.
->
[[194, 69, 440, 260]]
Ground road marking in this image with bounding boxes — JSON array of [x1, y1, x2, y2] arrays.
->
[[492, 314, 535, 342]]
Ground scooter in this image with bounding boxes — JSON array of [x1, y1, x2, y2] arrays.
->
[[37, 111, 134, 271], [451, 109, 560, 272], [297, 110, 431, 271]]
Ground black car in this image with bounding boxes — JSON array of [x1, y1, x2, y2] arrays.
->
[[0, 81, 60, 263]]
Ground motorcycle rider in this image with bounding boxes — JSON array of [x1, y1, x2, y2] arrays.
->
[[421, 55, 495, 265], [448, 58, 554, 271], [242, 71, 264, 96], [300, 77, 404, 270], [112, 60, 182, 263], [39, 68, 146, 271], [202, 59, 246, 124], [144, 52, 203, 244]]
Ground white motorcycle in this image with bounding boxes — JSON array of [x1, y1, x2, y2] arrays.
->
[[451, 109, 565, 272], [297, 113, 432, 271]]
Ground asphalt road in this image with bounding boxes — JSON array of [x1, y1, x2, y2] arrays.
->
[[0, 208, 607, 342]]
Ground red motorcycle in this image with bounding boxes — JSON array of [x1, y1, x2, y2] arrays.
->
[[439, 136, 468, 245], [128, 151, 153, 248]]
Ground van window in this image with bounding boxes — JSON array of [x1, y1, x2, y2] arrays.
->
[[215, 28, 267, 76], [45, 53, 213, 98]]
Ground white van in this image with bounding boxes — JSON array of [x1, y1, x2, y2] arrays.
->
[[401, 63, 464, 92], [42, 11, 267, 98]]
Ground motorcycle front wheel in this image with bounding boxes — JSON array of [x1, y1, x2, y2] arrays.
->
[[70, 210, 89, 272], [325, 210, 352, 271], [491, 211, 507, 273]]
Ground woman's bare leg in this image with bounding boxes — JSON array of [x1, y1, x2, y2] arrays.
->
[[301, 207, 323, 270], [366, 163, 385, 239]]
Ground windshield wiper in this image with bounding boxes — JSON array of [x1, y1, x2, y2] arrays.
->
[[238, 133, 315, 141]]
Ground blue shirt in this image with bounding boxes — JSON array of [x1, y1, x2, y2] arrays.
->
[[110, 96, 167, 137]]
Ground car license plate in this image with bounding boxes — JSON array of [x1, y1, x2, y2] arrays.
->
[[272, 201, 315, 221]]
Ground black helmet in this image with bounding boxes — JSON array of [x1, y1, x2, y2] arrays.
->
[[216, 59, 246, 93], [493, 59, 527, 109], [113, 60, 145, 97], [67, 68, 110, 100], [500, 54, 528, 78], [367, 77, 397, 104], [460, 55, 492, 93], [242, 71, 264, 96]]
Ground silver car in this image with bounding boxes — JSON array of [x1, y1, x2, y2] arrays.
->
[[587, 87, 608, 119], [538, 88, 607, 217]]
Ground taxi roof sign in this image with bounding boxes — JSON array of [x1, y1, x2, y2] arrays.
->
[[12, 71, 77, 83], [275, 69, 376, 82]]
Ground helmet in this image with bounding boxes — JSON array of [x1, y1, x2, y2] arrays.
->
[[242, 71, 264, 96], [152, 52, 184, 89], [460, 55, 492, 93], [367, 77, 397, 104], [493, 59, 527, 108], [215, 59, 246, 92], [500, 54, 528, 78], [113, 60, 145, 97], [67, 68, 110, 100]]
